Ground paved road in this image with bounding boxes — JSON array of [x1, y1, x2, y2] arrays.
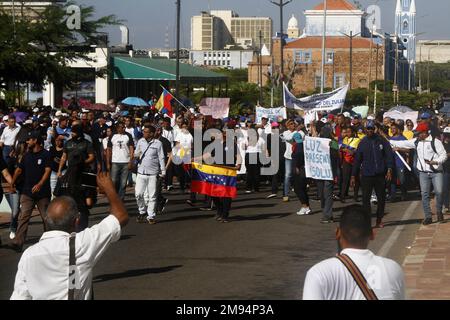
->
[[0, 184, 424, 299]]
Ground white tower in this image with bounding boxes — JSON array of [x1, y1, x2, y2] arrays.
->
[[395, 0, 417, 90], [287, 14, 300, 38]]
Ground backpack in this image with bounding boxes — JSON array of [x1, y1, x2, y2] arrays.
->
[[414, 137, 437, 154]]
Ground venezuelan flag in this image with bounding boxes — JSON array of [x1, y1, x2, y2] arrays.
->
[[155, 89, 174, 117], [191, 162, 237, 198]]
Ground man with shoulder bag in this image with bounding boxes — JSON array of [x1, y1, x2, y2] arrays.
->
[[134, 125, 166, 225]]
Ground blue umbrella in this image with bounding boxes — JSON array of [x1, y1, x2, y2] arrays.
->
[[121, 97, 149, 107]]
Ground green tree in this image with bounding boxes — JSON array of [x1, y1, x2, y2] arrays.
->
[[0, 1, 121, 94]]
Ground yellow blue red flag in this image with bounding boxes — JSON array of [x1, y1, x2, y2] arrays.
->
[[191, 162, 237, 198]]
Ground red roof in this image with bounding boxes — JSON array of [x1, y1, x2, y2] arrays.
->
[[285, 36, 375, 49], [313, 0, 357, 10]]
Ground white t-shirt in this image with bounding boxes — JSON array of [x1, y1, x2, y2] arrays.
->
[[303, 248, 405, 300], [108, 133, 134, 163], [11, 215, 121, 300], [125, 127, 138, 146], [282, 130, 295, 160]]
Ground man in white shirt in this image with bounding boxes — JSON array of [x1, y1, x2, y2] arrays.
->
[[11, 171, 128, 300], [106, 122, 135, 200], [0, 115, 21, 163], [134, 125, 166, 225], [303, 205, 405, 300], [388, 122, 448, 225]]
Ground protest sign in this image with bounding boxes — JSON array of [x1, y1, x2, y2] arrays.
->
[[303, 136, 333, 181], [255, 106, 287, 124], [284, 83, 349, 112], [199, 98, 230, 119]]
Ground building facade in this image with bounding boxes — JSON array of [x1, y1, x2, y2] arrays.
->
[[417, 40, 450, 64], [190, 50, 254, 69], [191, 10, 272, 51]]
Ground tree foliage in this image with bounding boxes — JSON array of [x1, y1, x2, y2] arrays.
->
[[0, 1, 122, 91]]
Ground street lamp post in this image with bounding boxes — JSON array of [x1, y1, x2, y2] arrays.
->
[[340, 31, 360, 90], [270, 0, 292, 103], [320, 0, 327, 94], [175, 0, 181, 101]]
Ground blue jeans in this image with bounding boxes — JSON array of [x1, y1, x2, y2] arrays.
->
[[283, 158, 292, 197], [111, 163, 129, 199], [5, 191, 20, 232], [2, 145, 13, 163], [391, 167, 407, 198], [443, 172, 450, 209], [419, 172, 444, 219]]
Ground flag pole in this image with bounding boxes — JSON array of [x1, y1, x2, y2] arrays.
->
[[160, 85, 189, 111]]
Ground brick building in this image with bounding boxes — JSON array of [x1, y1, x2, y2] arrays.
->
[[284, 36, 385, 94], [249, 0, 408, 94]]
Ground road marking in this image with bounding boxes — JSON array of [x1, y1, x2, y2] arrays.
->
[[377, 200, 419, 257]]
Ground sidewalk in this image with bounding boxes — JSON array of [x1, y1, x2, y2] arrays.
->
[[403, 221, 450, 300]]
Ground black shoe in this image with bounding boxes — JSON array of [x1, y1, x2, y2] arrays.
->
[[437, 214, 444, 223], [136, 215, 146, 223], [320, 217, 334, 224], [422, 218, 433, 225], [186, 199, 195, 207]]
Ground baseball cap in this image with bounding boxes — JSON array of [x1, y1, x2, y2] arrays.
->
[[24, 119, 33, 125], [353, 114, 362, 119], [367, 115, 375, 121], [416, 122, 429, 133], [343, 112, 351, 118], [365, 120, 376, 129], [444, 127, 450, 134], [320, 117, 328, 124], [271, 122, 279, 128], [33, 108, 39, 113], [3, 115, 8, 121], [327, 114, 335, 120], [420, 112, 431, 119], [55, 111, 62, 117]]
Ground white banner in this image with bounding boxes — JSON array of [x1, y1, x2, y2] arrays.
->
[[255, 106, 287, 124], [284, 82, 349, 112], [304, 136, 333, 181], [199, 98, 230, 119]]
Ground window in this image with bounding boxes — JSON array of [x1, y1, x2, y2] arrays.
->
[[204, 60, 207, 65], [315, 74, 325, 88], [403, 20, 409, 34], [326, 51, 334, 64], [227, 61, 231, 66], [294, 50, 312, 64], [334, 74, 346, 88]]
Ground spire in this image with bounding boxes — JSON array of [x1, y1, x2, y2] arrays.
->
[[410, 0, 416, 14], [395, 0, 401, 14]]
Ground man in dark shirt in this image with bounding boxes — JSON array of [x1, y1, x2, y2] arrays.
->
[[155, 125, 172, 214], [351, 120, 394, 228], [10, 131, 52, 252], [57, 124, 95, 231]]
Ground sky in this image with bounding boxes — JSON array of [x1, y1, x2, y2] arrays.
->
[[76, 0, 447, 49]]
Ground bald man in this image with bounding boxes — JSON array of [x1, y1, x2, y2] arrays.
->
[[11, 172, 128, 300]]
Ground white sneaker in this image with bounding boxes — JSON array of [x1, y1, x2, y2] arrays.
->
[[370, 195, 378, 204], [296, 208, 306, 215], [304, 207, 312, 215], [9, 231, 16, 240], [266, 194, 277, 199]]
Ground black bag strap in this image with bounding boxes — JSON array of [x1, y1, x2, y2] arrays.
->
[[138, 139, 154, 163], [68, 232, 76, 300], [336, 253, 378, 300]]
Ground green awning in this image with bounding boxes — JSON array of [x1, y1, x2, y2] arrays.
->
[[112, 56, 227, 83]]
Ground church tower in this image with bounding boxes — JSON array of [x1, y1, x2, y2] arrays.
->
[[395, 0, 416, 90], [287, 14, 300, 39]]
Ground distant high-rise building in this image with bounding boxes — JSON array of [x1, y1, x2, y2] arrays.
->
[[191, 10, 272, 51]]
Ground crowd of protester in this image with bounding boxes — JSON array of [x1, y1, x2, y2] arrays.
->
[[0, 99, 449, 252]]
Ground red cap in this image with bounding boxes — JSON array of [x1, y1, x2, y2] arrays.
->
[[327, 114, 335, 120], [416, 122, 429, 133]]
